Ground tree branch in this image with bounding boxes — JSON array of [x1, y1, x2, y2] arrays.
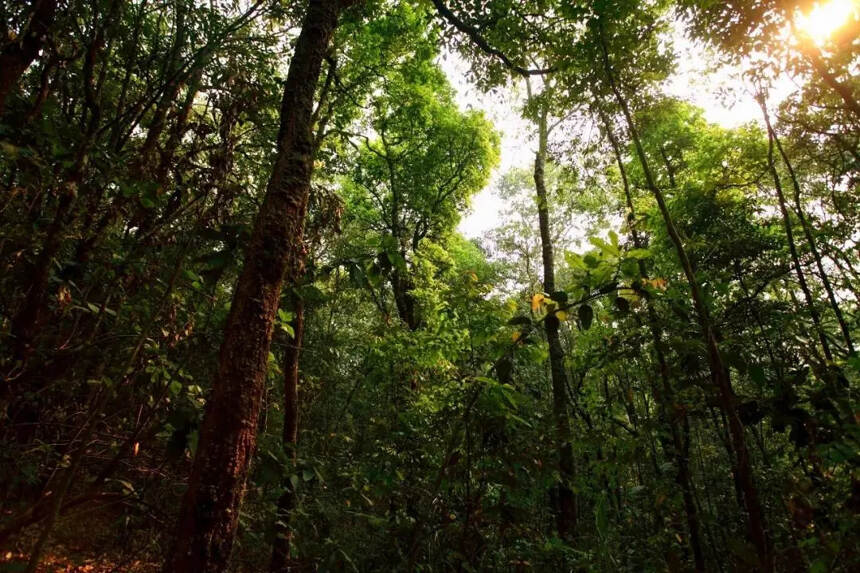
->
[[430, 0, 555, 77]]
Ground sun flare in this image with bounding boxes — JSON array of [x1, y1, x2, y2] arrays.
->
[[794, 0, 858, 45]]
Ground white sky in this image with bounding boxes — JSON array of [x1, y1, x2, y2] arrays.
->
[[444, 19, 803, 239], [439, 53, 533, 239]]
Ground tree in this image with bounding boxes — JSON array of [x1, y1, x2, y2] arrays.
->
[[0, 0, 58, 114], [340, 47, 498, 329], [0, 0, 857, 571], [165, 1, 358, 570]]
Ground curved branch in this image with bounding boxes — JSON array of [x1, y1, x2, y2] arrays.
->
[[430, 0, 554, 77]]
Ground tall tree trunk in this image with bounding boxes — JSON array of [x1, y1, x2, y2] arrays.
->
[[163, 2, 349, 571], [599, 105, 705, 571], [0, 0, 58, 114], [596, 23, 771, 571], [533, 100, 577, 541], [756, 96, 834, 362], [270, 295, 305, 572], [759, 102, 855, 357]]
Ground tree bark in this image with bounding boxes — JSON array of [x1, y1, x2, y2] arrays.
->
[[0, 0, 58, 114], [163, 2, 348, 571], [270, 295, 305, 572], [533, 99, 577, 541], [392, 266, 419, 330]]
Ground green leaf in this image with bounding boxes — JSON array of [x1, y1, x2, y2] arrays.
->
[[0, 141, 21, 158], [578, 304, 594, 330], [589, 236, 619, 256], [296, 284, 327, 304], [507, 316, 531, 327], [749, 365, 766, 385], [620, 258, 639, 279], [565, 251, 586, 270], [626, 248, 651, 259], [507, 413, 533, 428], [550, 290, 568, 303]]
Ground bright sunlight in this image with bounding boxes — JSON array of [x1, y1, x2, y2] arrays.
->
[[794, 0, 858, 45]]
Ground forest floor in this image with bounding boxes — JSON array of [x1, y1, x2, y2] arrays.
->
[[1, 503, 159, 572], [1, 551, 156, 572]]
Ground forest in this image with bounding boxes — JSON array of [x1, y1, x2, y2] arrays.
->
[[0, 0, 858, 571]]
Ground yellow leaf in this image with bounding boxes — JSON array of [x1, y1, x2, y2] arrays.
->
[[556, 310, 568, 321], [512, 331, 522, 342], [531, 293, 544, 311], [56, 285, 72, 307]]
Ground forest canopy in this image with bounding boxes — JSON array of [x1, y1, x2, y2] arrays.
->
[[0, 0, 858, 571]]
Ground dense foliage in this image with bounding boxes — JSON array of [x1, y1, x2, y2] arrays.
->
[[0, 0, 857, 571]]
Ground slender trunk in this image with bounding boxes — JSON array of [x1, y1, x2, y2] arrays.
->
[[270, 295, 305, 572], [760, 102, 855, 356], [156, 64, 204, 185], [0, 0, 58, 113], [138, 3, 188, 167], [533, 101, 577, 540], [7, 0, 119, 367], [109, 0, 150, 150], [597, 23, 771, 570], [24, 56, 56, 122], [826, 251, 860, 305], [756, 97, 833, 362], [24, 394, 105, 572], [8, 191, 74, 363], [599, 106, 705, 571], [164, 2, 347, 571]]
